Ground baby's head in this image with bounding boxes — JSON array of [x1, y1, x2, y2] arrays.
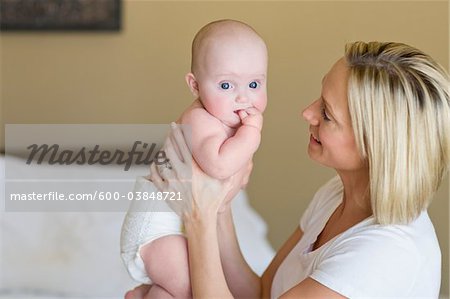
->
[[186, 20, 268, 128]]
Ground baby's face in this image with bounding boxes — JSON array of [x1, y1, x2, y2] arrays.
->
[[195, 40, 268, 128]]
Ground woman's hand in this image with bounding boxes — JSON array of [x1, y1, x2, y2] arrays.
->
[[150, 122, 251, 219], [218, 159, 253, 213]]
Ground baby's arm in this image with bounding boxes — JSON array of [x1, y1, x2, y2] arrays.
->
[[181, 107, 262, 180]]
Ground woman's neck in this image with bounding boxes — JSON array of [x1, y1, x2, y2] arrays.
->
[[337, 167, 372, 219]]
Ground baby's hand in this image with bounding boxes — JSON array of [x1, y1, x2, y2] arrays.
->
[[237, 107, 263, 131]]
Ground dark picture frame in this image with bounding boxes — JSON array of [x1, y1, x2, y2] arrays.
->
[[0, 0, 121, 31]]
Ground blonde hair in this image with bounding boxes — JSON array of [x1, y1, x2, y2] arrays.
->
[[345, 42, 450, 225]]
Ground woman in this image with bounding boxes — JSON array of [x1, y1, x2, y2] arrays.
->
[[132, 42, 450, 298]]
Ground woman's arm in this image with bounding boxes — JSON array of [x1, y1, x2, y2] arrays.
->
[[278, 278, 346, 299], [216, 206, 262, 298], [184, 205, 234, 299], [215, 219, 306, 299], [261, 227, 303, 298]]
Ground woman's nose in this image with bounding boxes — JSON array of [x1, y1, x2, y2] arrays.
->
[[302, 100, 320, 125]]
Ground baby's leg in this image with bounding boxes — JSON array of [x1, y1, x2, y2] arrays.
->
[[124, 284, 151, 299], [140, 235, 191, 299]]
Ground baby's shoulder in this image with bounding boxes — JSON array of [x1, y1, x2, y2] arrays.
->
[[180, 100, 220, 127]]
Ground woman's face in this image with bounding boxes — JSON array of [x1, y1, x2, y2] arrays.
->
[[302, 58, 365, 172]]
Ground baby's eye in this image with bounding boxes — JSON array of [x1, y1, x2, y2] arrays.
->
[[249, 81, 258, 89], [220, 82, 231, 90]]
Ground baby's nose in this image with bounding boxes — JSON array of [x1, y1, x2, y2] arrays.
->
[[235, 90, 250, 103], [236, 95, 249, 103]]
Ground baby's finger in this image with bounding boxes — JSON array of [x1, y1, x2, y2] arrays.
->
[[244, 107, 261, 115], [238, 110, 249, 120]]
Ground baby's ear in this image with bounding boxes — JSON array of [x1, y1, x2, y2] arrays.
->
[[185, 73, 199, 97]]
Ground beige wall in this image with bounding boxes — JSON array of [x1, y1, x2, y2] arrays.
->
[[1, 0, 448, 295]]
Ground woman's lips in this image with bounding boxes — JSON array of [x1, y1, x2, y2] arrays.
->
[[310, 134, 322, 145]]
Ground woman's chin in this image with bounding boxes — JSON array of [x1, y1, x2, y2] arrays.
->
[[307, 147, 322, 162]]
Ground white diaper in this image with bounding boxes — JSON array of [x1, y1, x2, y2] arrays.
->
[[120, 176, 184, 284]]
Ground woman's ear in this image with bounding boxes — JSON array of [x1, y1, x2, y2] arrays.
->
[[185, 73, 199, 97]]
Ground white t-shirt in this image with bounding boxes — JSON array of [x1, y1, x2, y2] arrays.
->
[[271, 176, 441, 299]]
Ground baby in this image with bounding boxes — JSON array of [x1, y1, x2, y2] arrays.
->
[[121, 19, 268, 299]]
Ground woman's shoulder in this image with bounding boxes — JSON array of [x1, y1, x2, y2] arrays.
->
[[312, 211, 441, 297], [316, 176, 342, 196], [326, 210, 440, 263], [309, 176, 343, 209], [300, 176, 343, 230], [352, 210, 437, 242]]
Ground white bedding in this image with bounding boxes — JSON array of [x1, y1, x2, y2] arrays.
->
[[0, 155, 274, 298]]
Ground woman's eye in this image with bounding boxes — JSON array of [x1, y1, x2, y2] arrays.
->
[[220, 82, 230, 90], [320, 105, 331, 121], [249, 81, 258, 89]]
